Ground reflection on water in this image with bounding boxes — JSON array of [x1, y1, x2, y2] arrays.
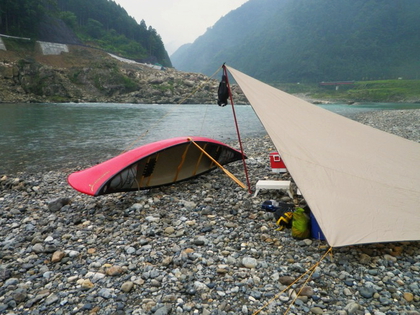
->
[[0, 103, 264, 173], [1, 102, 419, 173]]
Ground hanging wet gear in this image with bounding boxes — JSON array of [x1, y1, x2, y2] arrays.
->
[[291, 207, 310, 239], [217, 74, 229, 106]]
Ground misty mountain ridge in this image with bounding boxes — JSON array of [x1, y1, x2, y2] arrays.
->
[[171, 0, 420, 83]]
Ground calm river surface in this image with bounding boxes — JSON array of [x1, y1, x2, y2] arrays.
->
[[1, 102, 419, 174]]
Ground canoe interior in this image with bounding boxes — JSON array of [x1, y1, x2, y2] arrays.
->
[[98, 140, 242, 195]]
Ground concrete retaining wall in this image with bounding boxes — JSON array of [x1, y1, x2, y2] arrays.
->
[[37, 41, 69, 55], [0, 38, 7, 51]]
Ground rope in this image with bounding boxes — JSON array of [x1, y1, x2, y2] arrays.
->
[[252, 247, 333, 315], [176, 65, 223, 106], [120, 65, 224, 154], [222, 64, 252, 194], [187, 137, 247, 189], [199, 103, 210, 135]]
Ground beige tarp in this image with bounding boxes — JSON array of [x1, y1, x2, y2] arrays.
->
[[227, 65, 420, 247]]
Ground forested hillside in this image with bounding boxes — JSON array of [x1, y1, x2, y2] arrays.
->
[[171, 0, 420, 83], [0, 0, 171, 67]]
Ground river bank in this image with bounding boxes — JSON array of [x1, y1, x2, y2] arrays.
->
[[1, 110, 420, 314], [0, 47, 248, 105]]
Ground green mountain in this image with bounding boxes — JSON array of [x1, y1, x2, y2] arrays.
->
[[0, 0, 171, 67], [171, 0, 420, 83]]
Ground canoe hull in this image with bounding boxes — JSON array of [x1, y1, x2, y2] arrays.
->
[[68, 136, 245, 196]]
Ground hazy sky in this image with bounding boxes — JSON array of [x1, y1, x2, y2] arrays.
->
[[113, 0, 248, 55]]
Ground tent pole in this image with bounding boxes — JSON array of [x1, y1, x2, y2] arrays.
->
[[223, 64, 252, 194]]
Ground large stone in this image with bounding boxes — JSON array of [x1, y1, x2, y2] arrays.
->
[[0, 268, 11, 281], [279, 276, 295, 286], [345, 302, 361, 314], [403, 292, 414, 302], [48, 198, 71, 212], [51, 251, 65, 263], [121, 281, 134, 293], [359, 286, 375, 298], [299, 286, 314, 297], [78, 279, 94, 290], [164, 227, 175, 235], [242, 257, 258, 268], [105, 265, 124, 276], [310, 307, 324, 314]]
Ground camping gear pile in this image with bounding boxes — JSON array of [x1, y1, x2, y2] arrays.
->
[[262, 200, 313, 240]]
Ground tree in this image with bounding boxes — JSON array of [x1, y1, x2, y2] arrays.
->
[[0, 0, 53, 36], [86, 18, 103, 39], [59, 11, 77, 30]]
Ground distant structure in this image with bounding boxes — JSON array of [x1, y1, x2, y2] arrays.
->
[[0, 38, 6, 51], [0, 34, 70, 55], [0, 33, 30, 51], [37, 41, 69, 55], [319, 81, 355, 90]]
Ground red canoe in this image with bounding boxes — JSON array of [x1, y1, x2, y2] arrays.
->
[[68, 136, 245, 196]]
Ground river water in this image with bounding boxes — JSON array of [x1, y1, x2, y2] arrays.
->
[[1, 102, 420, 174]]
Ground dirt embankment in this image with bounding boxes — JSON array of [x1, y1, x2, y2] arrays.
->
[[0, 45, 247, 105]]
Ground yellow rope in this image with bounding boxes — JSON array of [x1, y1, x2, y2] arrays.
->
[[120, 65, 224, 154], [187, 137, 246, 189], [283, 259, 318, 314], [252, 247, 333, 315]]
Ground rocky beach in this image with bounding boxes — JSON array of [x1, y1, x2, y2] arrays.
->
[[1, 109, 420, 315]]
